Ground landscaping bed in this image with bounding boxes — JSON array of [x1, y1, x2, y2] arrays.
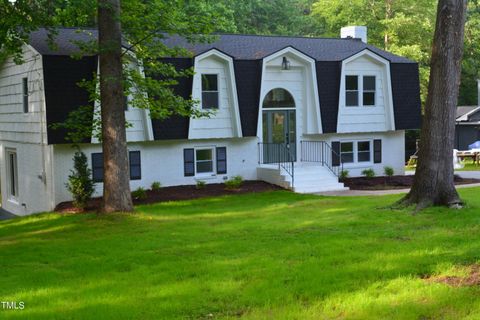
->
[[343, 174, 480, 190], [55, 180, 282, 213]]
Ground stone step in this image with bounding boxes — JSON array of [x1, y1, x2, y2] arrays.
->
[[259, 163, 349, 193], [294, 186, 349, 193]]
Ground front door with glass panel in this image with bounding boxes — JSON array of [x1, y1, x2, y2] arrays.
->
[[262, 89, 296, 163]]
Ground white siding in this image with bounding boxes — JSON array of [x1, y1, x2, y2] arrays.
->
[[52, 138, 258, 205], [91, 58, 152, 143], [0, 46, 47, 144], [189, 54, 241, 139], [304, 130, 405, 177], [337, 54, 395, 133], [0, 46, 53, 215], [0, 142, 54, 215]]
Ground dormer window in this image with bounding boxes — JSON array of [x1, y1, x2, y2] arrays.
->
[[363, 76, 376, 106], [345, 76, 358, 106], [201, 74, 218, 109], [345, 75, 376, 107]]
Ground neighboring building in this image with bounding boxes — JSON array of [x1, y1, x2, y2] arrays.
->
[[455, 80, 480, 150], [0, 27, 421, 216]]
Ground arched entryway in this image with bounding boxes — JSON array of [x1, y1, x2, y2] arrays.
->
[[261, 88, 296, 163]]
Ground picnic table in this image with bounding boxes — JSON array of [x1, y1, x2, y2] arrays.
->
[[456, 151, 480, 165]]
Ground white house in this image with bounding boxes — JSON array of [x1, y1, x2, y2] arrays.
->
[[0, 27, 421, 216]]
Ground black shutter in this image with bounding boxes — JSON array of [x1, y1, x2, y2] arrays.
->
[[184, 148, 195, 176], [129, 151, 141, 180], [216, 147, 227, 174], [374, 139, 382, 163], [91, 153, 104, 182], [331, 141, 340, 166]]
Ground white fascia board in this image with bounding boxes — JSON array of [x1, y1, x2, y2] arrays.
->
[[339, 49, 396, 131], [194, 49, 243, 137], [262, 46, 323, 134]]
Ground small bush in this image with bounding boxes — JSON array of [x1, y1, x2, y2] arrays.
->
[[361, 168, 376, 179], [225, 176, 243, 190], [132, 187, 147, 200], [66, 150, 95, 209], [384, 166, 394, 177], [151, 181, 161, 191], [339, 169, 349, 180], [196, 180, 206, 189]]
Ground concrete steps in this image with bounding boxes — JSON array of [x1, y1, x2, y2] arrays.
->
[[257, 163, 349, 193]]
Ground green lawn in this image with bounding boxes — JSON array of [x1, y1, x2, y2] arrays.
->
[[456, 161, 480, 171], [2, 189, 480, 319]]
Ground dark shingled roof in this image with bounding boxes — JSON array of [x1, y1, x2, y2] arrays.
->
[[29, 28, 413, 63], [456, 106, 478, 120], [155, 34, 414, 63], [29, 28, 98, 56]]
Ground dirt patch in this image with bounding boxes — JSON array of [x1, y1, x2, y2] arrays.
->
[[342, 175, 480, 190], [424, 264, 480, 287], [55, 181, 282, 213]]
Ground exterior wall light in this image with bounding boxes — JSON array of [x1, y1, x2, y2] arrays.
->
[[282, 57, 291, 70]]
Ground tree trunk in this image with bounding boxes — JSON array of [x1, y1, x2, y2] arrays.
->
[[98, 0, 133, 212], [384, 0, 393, 50], [399, 0, 467, 210]]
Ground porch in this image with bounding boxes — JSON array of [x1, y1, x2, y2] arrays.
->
[[257, 141, 348, 193]]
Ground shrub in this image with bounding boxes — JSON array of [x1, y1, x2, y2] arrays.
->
[[151, 181, 161, 191], [384, 166, 394, 177], [225, 175, 243, 190], [339, 169, 349, 180], [361, 168, 376, 179], [66, 150, 96, 209], [196, 180, 206, 189], [132, 187, 147, 200]]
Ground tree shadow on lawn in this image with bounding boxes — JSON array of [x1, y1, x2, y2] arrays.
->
[[1, 191, 480, 318]]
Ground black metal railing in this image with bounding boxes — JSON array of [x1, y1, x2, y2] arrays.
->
[[300, 140, 343, 178], [258, 143, 295, 189]]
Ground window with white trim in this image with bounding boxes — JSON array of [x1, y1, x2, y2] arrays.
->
[[340, 141, 372, 164], [92, 151, 141, 182], [357, 141, 371, 162], [201, 74, 219, 109], [6, 149, 19, 200], [363, 76, 376, 106], [195, 148, 214, 174], [340, 142, 354, 163], [345, 76, 358, 107], [345, 75, 376, 107]]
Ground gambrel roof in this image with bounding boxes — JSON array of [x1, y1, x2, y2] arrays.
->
[[29, 28, 413, 63], [27, 28, 421, 144]]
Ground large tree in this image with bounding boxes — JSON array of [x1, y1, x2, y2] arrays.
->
[[1, 0, 220, 212], [97, 0, 132, 212], [398, 0, 467, 210]]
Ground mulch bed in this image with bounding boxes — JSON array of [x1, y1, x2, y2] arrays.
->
[[342, 175, 480, 190], [55, 181, 282, 213], [424, 264, 480, 287]]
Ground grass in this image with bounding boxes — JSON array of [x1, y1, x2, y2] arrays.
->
[[2, 189, 480, 319], [407, 159, 480, 172], [456, 161, 480, 171]]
